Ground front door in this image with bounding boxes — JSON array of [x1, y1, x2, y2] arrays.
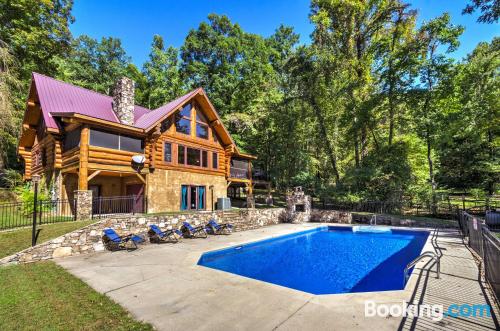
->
[[126, 184, 144, 213]]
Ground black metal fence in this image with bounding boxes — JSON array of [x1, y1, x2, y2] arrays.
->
[[0, 199, 75, 230], [311, 198, 460, 217], [92, 195, 146, 218], [457, 210, 500, 302]]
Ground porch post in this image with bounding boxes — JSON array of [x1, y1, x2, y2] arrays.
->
[[78, 125, 89, 190]]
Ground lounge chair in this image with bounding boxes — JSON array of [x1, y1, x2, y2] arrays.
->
[[182, 221, 208, 238], [148, 224, 183, 243], [207, 219, 233, 235], [102, 228, 144, 251]]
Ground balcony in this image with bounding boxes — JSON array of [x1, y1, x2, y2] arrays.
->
[[230, 167, 249, 180]]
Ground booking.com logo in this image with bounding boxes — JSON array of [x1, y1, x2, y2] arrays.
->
[[365, 300, 491, 321]]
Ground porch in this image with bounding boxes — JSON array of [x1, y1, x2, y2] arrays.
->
[[62, 170, 146, 216]]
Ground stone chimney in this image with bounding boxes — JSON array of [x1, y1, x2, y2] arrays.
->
[[112, 77, 135, 126]]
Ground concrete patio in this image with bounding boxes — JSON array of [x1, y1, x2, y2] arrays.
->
[[56, 223, 499, 331]]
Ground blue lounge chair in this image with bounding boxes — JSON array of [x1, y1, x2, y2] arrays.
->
[[207, 219, 233, 235], [182, 221, 208, 238], [102, 228, 144, 251], [148, 224, 183, 243]]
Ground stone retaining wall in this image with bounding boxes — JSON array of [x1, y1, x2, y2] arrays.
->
[[1, 208, 286, 265], [310, 209, 352, 223]]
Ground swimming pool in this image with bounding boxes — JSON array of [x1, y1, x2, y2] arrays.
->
[[198, 226, 429, 295]]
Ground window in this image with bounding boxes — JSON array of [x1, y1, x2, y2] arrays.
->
[[187, 147, 201, 166], [120, 135, 144, 153], [195, 109, 209, 139], [175, 103, 192, 135], [175, 117, 191, 135], [179, 103, 192, 118], [178, 145, 185, 164], [89, 129, 143, 153], [63, 128, 81, 151], [177, 145, 209, 168], [90, 130, 119, 150], [160, 118, 171, 133], [212, 152, 218, 169], [202, 150, 208, 168], [196, 123, 208, 139], [164, 142, 172, 162], [181, 185, 206, 210]]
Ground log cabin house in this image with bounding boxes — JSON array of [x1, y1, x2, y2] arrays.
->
[[17, 73, 267, 215]]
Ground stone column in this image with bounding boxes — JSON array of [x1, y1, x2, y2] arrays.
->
[[75, 190, 93, 221]]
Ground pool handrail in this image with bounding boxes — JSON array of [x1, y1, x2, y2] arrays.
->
[[404, 251, 440, 286]]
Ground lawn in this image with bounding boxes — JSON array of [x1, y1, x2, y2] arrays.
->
[[0, 220, 96, 259], [0, 261, 153, 330]]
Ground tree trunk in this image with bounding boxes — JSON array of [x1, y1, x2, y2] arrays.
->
[[310, 98, 340, 184], [426, 127, 437, 215]]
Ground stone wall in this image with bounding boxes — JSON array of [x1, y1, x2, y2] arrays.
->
[[0, 207, 285, 265], [146, 169, 227, 212], [310, 209, 352, 224]]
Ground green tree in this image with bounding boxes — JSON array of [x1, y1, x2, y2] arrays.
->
[[412, 13, 464, 211], [463, 0, 499, 23], [0, 41, 21, 171], [142, 35, 183, 109], [55, 35, 131, 95], [0, 0, 74, 81]]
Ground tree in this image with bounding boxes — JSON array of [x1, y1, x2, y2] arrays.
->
[[310, 0, 409, 167], [0, 41, 21, 171], [437, 38, 499, 193], [142, 35, 183, 109], [463, 0, 499, 23], [412, 13, 464, 212], [375, 5, 418, 145], [55, 35, 131, 95], [0, 0, 74, 81]]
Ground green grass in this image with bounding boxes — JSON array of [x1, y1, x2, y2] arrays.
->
[[0, 220, 96, 259], [0, 261, 153, 331]]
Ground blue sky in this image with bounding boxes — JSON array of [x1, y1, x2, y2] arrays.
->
[[71, 0, 499, 67]]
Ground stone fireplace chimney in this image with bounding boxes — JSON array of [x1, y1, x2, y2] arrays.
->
[[286, 186, 311, 223], [112, 77, 135, 126]]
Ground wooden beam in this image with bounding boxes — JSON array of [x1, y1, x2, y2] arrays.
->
[[135, 172, 146, 184], [78, 125, 89, 190], [87, 170, 101, 182]]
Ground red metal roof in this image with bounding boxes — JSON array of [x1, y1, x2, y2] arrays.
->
[[31, 72, 199, 131]]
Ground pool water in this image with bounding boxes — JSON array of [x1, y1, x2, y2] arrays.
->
[[198, 226, 429, 295]]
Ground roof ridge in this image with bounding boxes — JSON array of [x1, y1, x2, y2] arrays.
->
[[32, 72, 151, 110], [153, 87, 202, 111]]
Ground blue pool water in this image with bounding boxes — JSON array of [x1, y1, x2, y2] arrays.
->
[[198, 226, 429, 295]]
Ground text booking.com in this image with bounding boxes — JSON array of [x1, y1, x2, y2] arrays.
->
[[365, 300, 491, 321]]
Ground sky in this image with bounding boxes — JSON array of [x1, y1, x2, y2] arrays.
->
[[71, 0, 499, 67]]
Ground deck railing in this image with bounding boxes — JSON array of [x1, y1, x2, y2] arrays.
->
[[91, 195, 146, 218], [457, 210, 500, 303]]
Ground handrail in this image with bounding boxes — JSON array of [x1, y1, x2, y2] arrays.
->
[[404, 251, 440, 286]]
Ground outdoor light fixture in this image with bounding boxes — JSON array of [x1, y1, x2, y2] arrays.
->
[[31, 174, 40, 184]]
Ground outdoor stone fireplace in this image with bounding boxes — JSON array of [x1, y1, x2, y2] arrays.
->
[[286, 186, 311, 223]]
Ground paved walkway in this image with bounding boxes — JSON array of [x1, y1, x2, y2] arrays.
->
[[56, 224, 499, 331]]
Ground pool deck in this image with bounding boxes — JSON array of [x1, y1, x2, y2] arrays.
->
[[56, 223, 499, 331]]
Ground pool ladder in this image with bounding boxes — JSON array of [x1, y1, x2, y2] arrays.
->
[[404, 251, 440, 286]]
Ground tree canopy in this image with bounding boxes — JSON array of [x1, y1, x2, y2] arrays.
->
[[0, 0, 498, 202]]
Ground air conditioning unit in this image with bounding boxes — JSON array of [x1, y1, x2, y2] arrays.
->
[[217, 197, 231, 210]]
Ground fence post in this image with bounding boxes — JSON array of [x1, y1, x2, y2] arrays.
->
[[31, 175, 40, 247]]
